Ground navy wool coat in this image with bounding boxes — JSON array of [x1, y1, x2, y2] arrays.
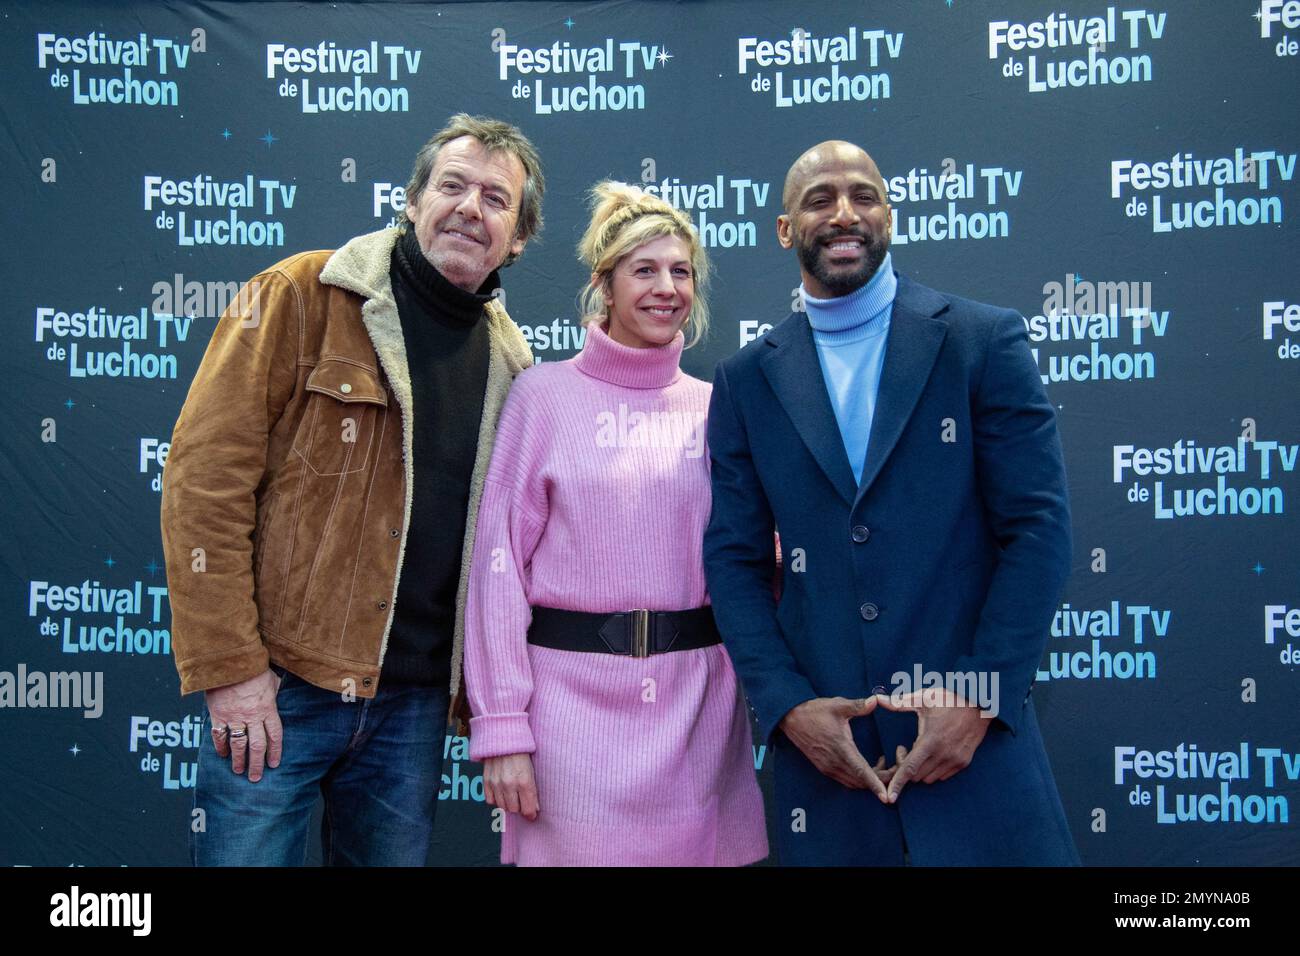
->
[[704, 272, 1080, 866]]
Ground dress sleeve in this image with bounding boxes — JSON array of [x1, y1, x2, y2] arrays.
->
[[464, 375, 551, 761]]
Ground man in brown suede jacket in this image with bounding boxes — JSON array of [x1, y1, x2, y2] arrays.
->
[[161, 114, 541, 865]]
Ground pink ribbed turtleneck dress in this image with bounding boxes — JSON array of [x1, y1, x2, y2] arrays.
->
[[464, 320, 769, 866]]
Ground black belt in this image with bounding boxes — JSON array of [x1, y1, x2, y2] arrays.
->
[[527, 606, 721, 657]]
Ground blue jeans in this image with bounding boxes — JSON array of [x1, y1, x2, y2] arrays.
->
[[192, 667, 449, 866]]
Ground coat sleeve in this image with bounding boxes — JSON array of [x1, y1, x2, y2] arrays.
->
[[464, 378, 550, 761], [703, 360, 819, 747], [955, 311, 1072, 735], [160, 268, 302, 695]]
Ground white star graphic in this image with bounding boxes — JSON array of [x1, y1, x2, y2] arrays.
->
[[69, 744, 81, 756], [657, 49, 672, 65]]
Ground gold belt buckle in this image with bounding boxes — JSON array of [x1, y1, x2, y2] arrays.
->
[[630, 609, 651, 658]]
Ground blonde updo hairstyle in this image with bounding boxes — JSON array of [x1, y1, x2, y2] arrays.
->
[[577, 181, 711, 348]]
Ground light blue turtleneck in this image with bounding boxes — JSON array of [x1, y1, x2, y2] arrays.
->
[[802, 251, 897, 485]]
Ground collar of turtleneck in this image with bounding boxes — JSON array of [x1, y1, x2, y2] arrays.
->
[[391, 227, 500, 324], [574, 320, 684, 390], [802, 251, 897, 342]]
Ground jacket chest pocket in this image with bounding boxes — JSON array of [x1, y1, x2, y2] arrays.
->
[[293, 359, 388, 476]]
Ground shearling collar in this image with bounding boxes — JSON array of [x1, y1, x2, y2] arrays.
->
[[316, 226, 533, 712], [319, 225, 403, 303], [319, 226, 532, 376]]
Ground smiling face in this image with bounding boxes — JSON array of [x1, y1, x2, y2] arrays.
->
[[405, 135, 528, 293], [600, 233, 695, 349], [778, 141, 893, 299]]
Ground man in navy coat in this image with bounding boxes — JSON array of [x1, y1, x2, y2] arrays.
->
[[704, 140, 1079, 865]]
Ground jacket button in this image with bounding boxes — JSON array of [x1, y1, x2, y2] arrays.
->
[[852, 525, 870, 543], [340, 383, 353, 394], [362, 677, 373, 688], [377, 600, 388, 610], [389, 528, 399, 537], [860, 602, 879, 621]]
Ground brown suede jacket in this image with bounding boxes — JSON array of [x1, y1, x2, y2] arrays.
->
[[160, 227, 532, 720]]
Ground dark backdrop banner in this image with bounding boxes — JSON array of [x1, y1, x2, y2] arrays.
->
[[2, 0, 1296, 866]]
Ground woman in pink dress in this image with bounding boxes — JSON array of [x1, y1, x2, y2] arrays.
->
[[463, 181, 768, 866]]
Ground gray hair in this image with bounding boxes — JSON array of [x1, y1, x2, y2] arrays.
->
[[403, 113, 545, 267]]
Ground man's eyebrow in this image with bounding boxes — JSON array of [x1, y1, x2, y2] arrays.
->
[[801, 179, 880, 200], [438, 165, 515, 199]]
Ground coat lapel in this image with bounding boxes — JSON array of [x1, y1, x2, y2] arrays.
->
[[854, 275, 950, 507], [760, 315, 858, 507]]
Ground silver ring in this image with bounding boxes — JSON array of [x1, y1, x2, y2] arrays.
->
[[228, 726, 248, 740]]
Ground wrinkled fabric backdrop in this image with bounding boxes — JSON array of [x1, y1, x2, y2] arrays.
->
[[1, 0, 1296, 865]]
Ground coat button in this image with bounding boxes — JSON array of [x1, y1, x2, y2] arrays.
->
[[340, 383, 353, 394], [852, 525, 870, 543], [362, 677, 373, 688], [860, 602, 879, 621], [377, 600, 388, 610], [389, 528, 399, 537]]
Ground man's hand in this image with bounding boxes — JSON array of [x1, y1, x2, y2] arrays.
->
[[874, 690, 992, 804], [779, 697, 891, 802], [205, 669, 283, 783], [483, 753, 540, 821]]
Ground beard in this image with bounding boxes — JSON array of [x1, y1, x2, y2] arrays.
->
[[795, 227, 889, 298], [413, 217, 501, 292]]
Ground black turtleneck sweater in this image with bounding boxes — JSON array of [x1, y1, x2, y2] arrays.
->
[[381, 228, 495, 687]]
